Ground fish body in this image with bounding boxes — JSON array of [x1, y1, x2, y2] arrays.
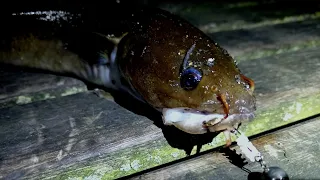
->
[[0, 8, 256, 145]]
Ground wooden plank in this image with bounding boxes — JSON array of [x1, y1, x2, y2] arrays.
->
[[0, 66, 87, 108], [128, 116, 320, 180], [1, 48, 320, 179], [212, 19, 320, 62], [161, 0, 320, 32]]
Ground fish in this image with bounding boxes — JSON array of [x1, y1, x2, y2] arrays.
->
[[0, 8, 256, 146]]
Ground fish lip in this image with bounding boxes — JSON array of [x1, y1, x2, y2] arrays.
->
[[162, 107, 255, 134]]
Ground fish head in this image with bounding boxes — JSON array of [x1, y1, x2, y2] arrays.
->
[[117, 8, 256, 134]]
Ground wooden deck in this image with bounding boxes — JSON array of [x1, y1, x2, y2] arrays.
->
[[1, 1, 320, 179]]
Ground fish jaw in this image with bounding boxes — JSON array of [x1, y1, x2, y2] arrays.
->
[[162, 108, 255, 134]]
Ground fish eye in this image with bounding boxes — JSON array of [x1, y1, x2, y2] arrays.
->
[[180, 67, 202, 90]]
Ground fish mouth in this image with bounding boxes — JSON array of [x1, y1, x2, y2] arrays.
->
[[162, 108, 255, 134]]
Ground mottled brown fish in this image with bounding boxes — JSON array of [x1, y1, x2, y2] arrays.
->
[[0, 8, 256, 146]]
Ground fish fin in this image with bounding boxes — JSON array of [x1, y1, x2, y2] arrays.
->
[[93, 32, 128, 45], [96, 51, 110, 65]]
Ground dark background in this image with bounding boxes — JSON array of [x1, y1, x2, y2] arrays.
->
[[2, 0, 319, 13]]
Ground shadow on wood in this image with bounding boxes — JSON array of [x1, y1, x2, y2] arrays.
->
[[110, 90, 220, 155]]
